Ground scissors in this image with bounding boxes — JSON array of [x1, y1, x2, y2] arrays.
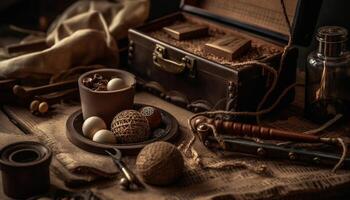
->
[[105, 148, 144, 190]]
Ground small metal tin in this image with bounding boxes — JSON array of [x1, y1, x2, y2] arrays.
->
[[0, 141, 52, 199]]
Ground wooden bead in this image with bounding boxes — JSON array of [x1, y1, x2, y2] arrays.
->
[[29, 100, 40, 112], [38, 102, 49, 114]]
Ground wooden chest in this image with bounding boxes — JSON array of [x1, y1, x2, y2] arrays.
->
[[127, 0, 322, 114]]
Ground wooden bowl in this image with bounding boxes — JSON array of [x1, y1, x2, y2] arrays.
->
[[66, 104, 179, 155]]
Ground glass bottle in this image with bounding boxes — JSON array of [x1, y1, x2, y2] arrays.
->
[[305, 26, 350, 123]]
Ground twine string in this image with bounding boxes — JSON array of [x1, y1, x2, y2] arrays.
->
[[277, 114, 343, 146], [333, 137, 347, 172], [184, 0, 347, 172], [316, 61, 328, 100]]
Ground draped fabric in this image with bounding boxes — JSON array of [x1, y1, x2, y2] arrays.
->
[[0, 0, 150, 79]]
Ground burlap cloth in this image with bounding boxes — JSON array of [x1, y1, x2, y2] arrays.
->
[[0, 0, 149, 79], [2, 91, 350, 200], [2, 1, 349, 199], [1, 105, 119, 187]]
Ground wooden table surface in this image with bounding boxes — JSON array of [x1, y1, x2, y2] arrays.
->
[[0, 81, 349, 200], [0, 110, 24, 199]]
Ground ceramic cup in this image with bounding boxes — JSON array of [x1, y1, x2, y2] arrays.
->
[[78, 69, 136, 125]]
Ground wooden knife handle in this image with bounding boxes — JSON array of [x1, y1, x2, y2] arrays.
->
[[0, 79, 18, 90], [34, 88, 79, 105], [194, 117, 321, 143], [13, 80, 77, 98]]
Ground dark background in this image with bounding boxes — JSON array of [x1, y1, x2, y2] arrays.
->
[[297, 0, 350, 68], [0, 0, 349, 69]]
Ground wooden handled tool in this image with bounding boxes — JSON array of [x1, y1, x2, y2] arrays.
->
[[13, 80, 77, 98], [0, 79, 19, 103], [33, 88, 79, 105], [0, 79, 18, 90], [192, 116, 348, 171], [193, 116, 338, 145], [30, 88, 79, 114]]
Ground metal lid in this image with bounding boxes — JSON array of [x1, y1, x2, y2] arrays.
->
[[317, 26, 348, 43], [316, 26, 348, 57]]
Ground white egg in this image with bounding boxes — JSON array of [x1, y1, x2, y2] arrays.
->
[[107, 78, 126, 91], [92, 129, 117, 144], [82, 116, 107, 139]]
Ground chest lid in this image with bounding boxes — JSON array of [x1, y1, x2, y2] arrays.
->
[[181, 0, 322, 46]]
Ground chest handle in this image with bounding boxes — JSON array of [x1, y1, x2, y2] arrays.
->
[[153, 44, 196, 78]]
